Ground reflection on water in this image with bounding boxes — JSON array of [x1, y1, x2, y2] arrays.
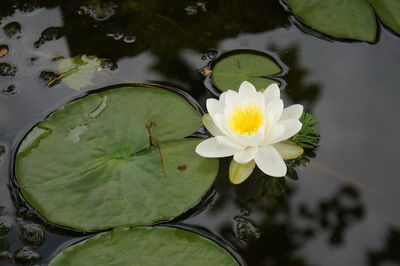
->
[[1, 1, 400, 265]]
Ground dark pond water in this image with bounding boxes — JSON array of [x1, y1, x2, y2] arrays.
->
[[1, 1, 400, 265]]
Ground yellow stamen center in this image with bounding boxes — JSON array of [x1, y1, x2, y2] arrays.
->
[[228, 103, 264, 135]]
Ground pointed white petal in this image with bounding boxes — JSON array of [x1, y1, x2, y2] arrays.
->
[[229, 159, 256, 184], [206, 98, 223, 117], [238, 81, 257, 96], [195, 137, 240, 158], [263, 83, 280, 102], [255, 145, 287, 177], [264, 123, 284, 145], [265, 98, 283, 124], [280, 104, 303, 121], [233, 147, 258, 164], [270, 119, 302, 144], [202, 114, 223, 136], [273, 141, 304, 160]]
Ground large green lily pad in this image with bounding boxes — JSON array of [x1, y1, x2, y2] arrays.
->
[[211, 53, 282, 92], [15, 85, 218, 231], [49, 227, 239, 266], [285, 0, 400, 42], [285, 0, 376, 42], [369, 0, 400, 35]]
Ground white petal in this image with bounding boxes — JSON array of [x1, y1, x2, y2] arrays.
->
[[280, 104, 303, 121], [216, 136, 244, 150], [263, 83, 280, 102], [233, 147, 258, 164], [224, 124, 265, 147], [195, 137, 240, 158], [273, 141, 304, 160], [255, 145, 287, 177], [206, 98, 223, 117], [238, 81, 257, 96], [224, 90, 240, 109], [202, 114, 223, 136], [229, 160, 256, 184], [264, 123, 284, 145], [265, 98, 283, 125], [269, 119, 302, 144]]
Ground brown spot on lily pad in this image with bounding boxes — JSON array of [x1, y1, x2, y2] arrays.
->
[[177, 165, 187, 172]]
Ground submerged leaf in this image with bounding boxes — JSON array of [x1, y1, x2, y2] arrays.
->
[[274, 140, 304, 160], [211, 53, 282, 92], [15, 85, 218, 231], [229, 160, 255, 185], [285, 0, 377, 42], [49, 227, 238, 266], [48, 55, 104, 90]]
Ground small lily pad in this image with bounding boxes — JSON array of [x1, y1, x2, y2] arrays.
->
[[15, 85, 218, 231], [48, 55, 104, 90], [49, 227, 239, 266], [211, 52, 282, 92]]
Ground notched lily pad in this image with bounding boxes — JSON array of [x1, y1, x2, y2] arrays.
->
[[49, 227, 239, 266], [210, 51, 283, 92], [15, 85, 218, 231], [47, 55, 105, 90], [284, 0, 400, 42], [369, 0, 400, 35]]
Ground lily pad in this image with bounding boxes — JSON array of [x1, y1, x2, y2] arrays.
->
[[211, 53, 282, 92], [369, 0, 400, 35], [285, 0, 377, 42], [49, 227, 238, 266], [48, 55, 104, 90], [15, 85, 218, 231]]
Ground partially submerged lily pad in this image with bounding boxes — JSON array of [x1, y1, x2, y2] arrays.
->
[[49, 227, 238, 266], [48, 55, 104, 90], [211, 52, 282, 92], [15, 85, 218, 231]]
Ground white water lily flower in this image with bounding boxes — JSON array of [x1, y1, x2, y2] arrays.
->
[[195, 81, 304, 184]]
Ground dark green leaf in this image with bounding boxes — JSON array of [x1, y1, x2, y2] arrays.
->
[[285, 0, 377, 42], [15, 85, 218, 231], [369, 0, 400, 35]]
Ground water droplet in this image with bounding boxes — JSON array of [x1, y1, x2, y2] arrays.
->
[[0, 63, 17, 77], [39, 71, 59, 86], [34, 27, 64, 48], [1, 85, 17, 96], [14, 247, 41, 264], [3, 21, 21, 38], [123, 35, 136, 43], [67, 125, 88, 144], [100, 60, 118, 71], [89, 94, 109, 119], [0, 250, 13, 263], [80, 2, 116, 22], [185, 5, 198, 15], [21, 224, 44, 247], [0, 216, 11, 236], [234, 216, 261, 242]]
